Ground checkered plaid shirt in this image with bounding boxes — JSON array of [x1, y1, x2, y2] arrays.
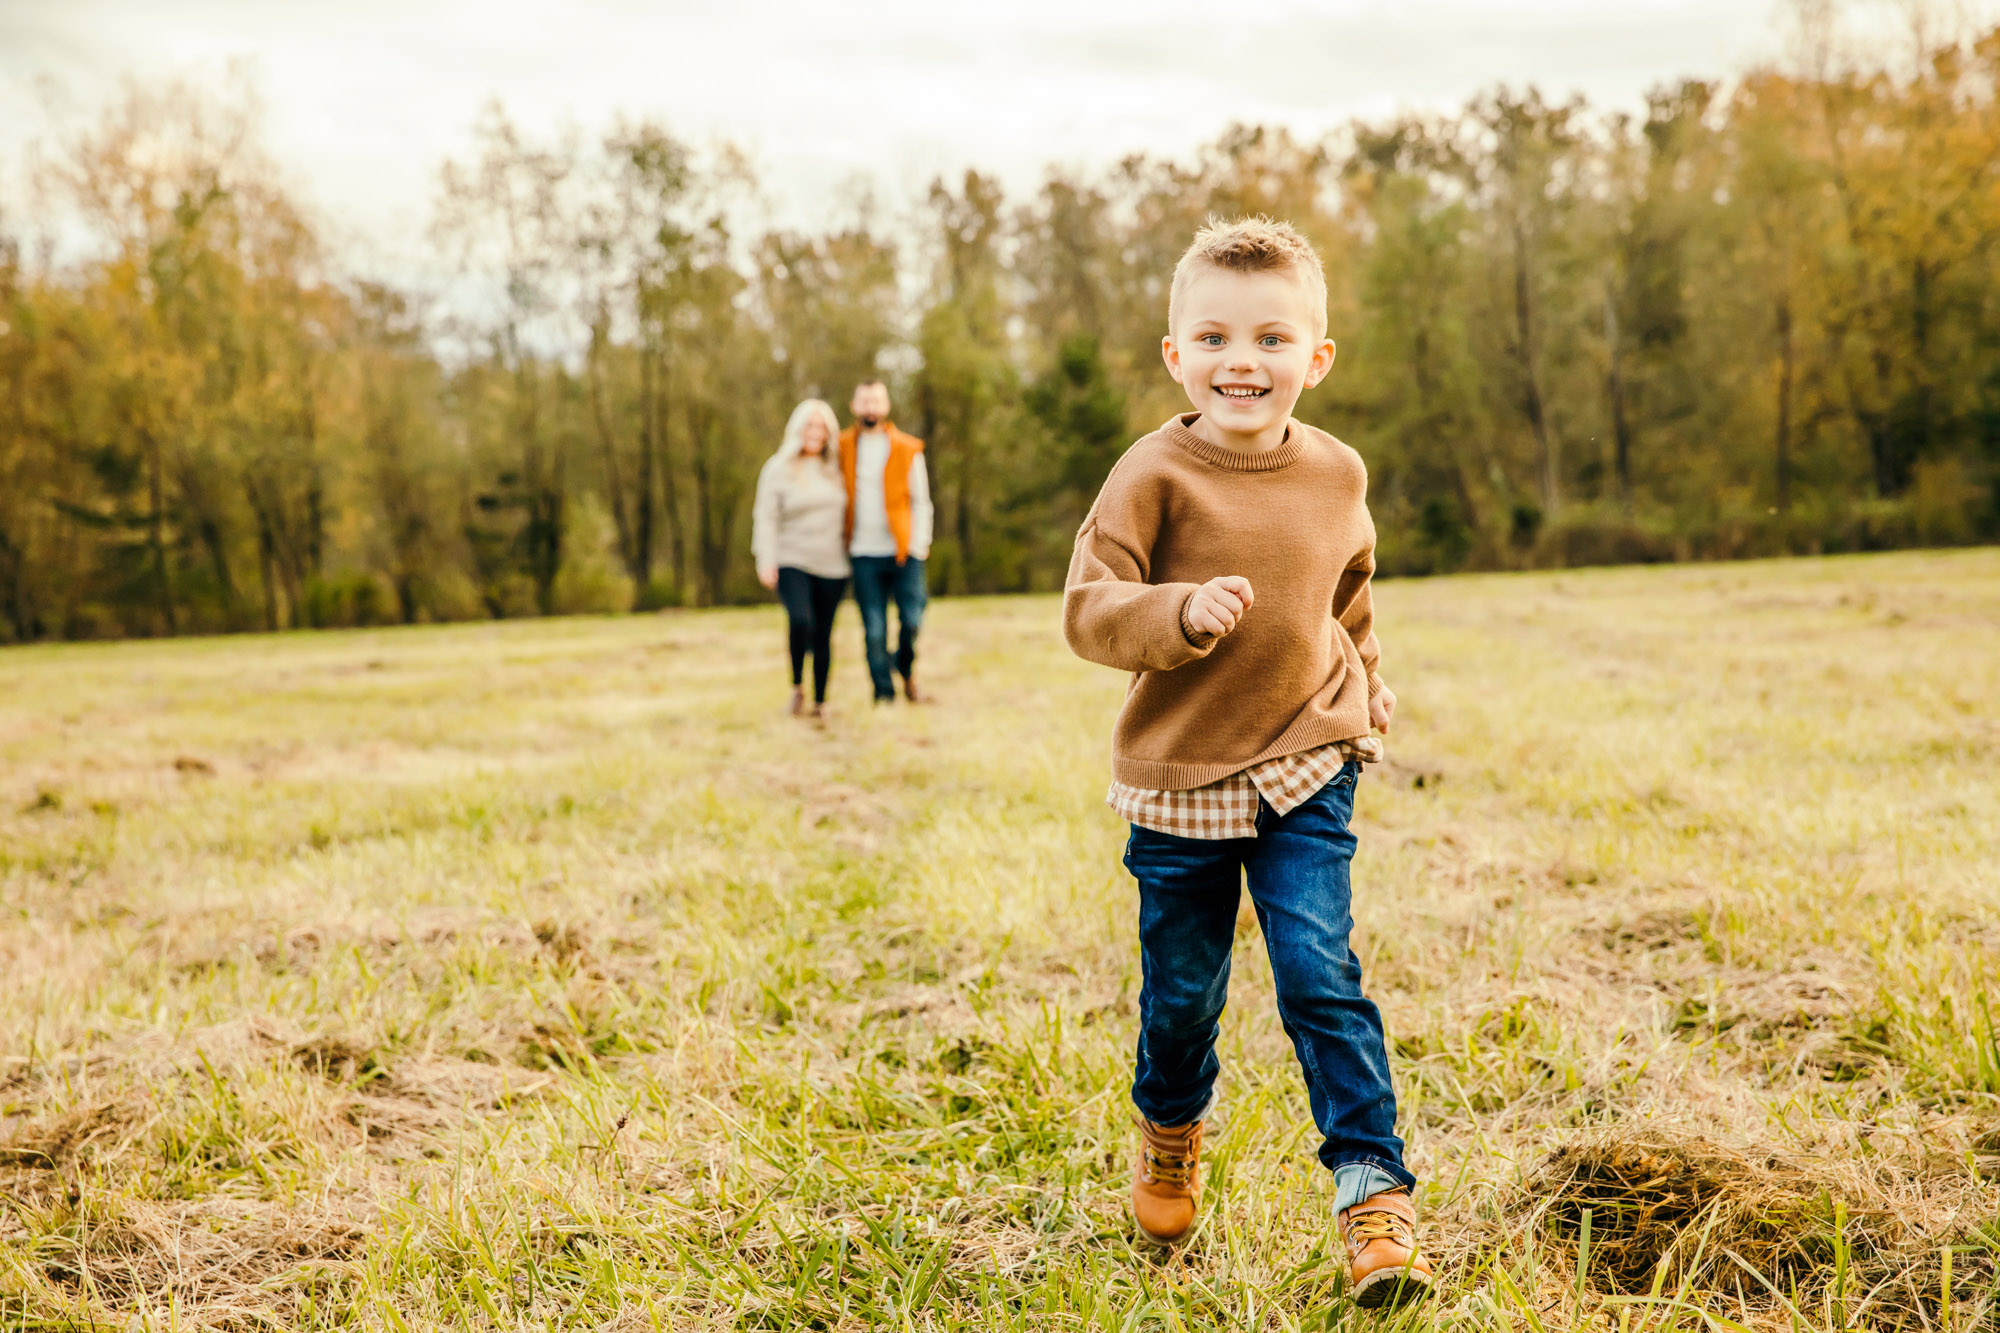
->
[[1107, 736, 1382, 840]]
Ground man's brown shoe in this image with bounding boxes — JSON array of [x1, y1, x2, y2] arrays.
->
[[900, 674, 924, 704], [1131, 1117, 1203, 1243], [1339, 1189, 1433, 1309]]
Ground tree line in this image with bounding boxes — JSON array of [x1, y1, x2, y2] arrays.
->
[[3, 22, 1998, 642]]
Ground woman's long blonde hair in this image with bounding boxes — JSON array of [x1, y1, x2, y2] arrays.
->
[[775, 399, 843, 477]]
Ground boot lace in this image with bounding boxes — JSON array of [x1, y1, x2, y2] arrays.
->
[[1140, 1124, 1202, 1187], [1347, 1210, 1414, 1247]]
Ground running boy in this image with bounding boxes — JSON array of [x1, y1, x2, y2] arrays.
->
[[1062, 218, 1429, 1307]]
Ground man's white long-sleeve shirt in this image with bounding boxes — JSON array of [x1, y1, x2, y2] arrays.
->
[[848, 428, 933, 559]]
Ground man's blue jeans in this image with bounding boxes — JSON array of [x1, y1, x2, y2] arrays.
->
[[850, 555, 926, 700], [1123, 763, 1413, 1189]]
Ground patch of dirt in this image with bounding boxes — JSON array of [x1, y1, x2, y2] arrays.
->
[[1527, 1131, 1978, 1319], [1593, 905, 1707, 953]]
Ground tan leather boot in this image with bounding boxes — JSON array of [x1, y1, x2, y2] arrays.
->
[[1339, 1188, 1432, 1307], [1131, 1117, 1203, 1243]]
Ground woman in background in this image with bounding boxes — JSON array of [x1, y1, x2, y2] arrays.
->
[[751, 399, 850, 718]]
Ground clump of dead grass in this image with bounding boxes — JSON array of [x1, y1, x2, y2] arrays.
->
[[3, 1098, 148, 1172], [291, 1034, 387, 1084], [1525, 1130, 1990, 1324], [29, 1197, 366, 1323]]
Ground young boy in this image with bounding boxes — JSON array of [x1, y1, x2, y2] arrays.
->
[[1062, 219, 1429, 1307]]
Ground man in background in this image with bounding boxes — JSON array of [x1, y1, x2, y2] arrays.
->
[[841, 380, 932, 704]]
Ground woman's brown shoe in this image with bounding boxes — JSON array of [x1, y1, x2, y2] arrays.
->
[[789, 687, 806, 716], [1339, 1189, 1433, 1308], [1131, 1117, 1203, 1243]]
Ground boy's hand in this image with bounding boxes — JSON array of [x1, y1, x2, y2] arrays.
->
[[1370, 684, 1397, 735], [1186, 576, 1254, 639], [758, 567, 778, 590]]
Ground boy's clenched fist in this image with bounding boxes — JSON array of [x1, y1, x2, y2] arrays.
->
[[1185, 575, 1254, 638]]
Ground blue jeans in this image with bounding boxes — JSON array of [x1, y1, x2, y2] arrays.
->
[[1123, 763, 1413, 1188], [850, 555, 926, 700]]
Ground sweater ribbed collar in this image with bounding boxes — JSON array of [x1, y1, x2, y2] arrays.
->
[[1161, 414, 1306, 473]]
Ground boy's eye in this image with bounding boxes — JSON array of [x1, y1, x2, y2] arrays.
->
[[1260, 335, 1285, 347], [1200, 334, 1225, 346]]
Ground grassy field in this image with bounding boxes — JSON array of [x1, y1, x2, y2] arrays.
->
[[3, 549, 1999, 1331]]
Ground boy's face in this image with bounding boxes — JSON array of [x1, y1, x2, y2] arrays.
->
[[1162, 267, 1335, 444]]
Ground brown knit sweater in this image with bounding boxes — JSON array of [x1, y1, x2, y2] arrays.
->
[[1063, 415, 1386, 790]]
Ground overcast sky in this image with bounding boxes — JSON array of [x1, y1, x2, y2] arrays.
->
[[0, 0, 1966, 281]]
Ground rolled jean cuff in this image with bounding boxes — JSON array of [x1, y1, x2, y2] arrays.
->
[[1326, 1151, 1415, 1205]]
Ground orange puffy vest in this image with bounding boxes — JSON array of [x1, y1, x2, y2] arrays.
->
[[840, 422, 927, 564]]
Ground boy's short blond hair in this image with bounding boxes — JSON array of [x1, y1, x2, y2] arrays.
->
[[1168, 217, 1328, 339]]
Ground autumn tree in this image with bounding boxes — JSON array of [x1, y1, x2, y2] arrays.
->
[[434, 105, 582, 616]]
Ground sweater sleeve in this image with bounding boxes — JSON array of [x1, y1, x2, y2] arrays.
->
[[1062, 469, 1216, 674], [1332, 543, 1386, 697], [750, 460, 781, 573]]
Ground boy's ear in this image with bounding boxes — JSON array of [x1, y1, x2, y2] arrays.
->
[[1160, 334, 1185, 384], [1304, 338, 1337, 389]]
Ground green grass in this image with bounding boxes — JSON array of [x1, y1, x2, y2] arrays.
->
[[2, 549, 1999, 1330]]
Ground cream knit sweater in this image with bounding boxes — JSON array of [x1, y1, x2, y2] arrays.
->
[[1063, 415, 1386, 790], [751, 457, 851, 580]]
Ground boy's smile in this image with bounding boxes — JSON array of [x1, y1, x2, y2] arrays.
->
[[1162, 268, 1336, 454]]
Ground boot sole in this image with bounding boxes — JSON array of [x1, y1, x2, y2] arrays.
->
[[1352, 1267, 1434, 1309]]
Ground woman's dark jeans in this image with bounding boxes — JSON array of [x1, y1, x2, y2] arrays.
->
[[775, 567, 846, 704], [1122, 762, 1412, 1187]]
